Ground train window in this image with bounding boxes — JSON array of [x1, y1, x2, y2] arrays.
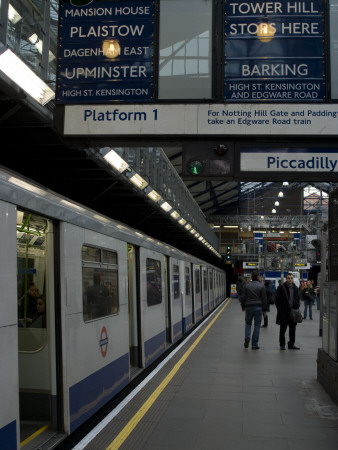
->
[[195, 268, 201, 294], [146, 258, 162, 306], [17, 210, 48, 351], [173, 264, 180, 299], [102, 249, 118, 264], [82, 245, 119, 321], [82, 246, 101, 263], [203, 271, 207, 292], [185, 266, 191, 295], [209, 273, 213, 290]]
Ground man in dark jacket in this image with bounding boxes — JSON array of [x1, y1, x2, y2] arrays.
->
[[240, 271, 267, 350], [275, 273, 300, 350]]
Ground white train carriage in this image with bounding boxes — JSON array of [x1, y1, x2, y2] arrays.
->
[[0, 167, 226, 449]]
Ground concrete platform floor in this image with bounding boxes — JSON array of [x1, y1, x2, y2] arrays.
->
[[78, 298, 338, 450]]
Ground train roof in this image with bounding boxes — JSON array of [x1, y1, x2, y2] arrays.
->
[[0, 166, 221, 270]]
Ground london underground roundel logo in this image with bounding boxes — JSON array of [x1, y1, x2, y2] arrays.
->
[[99, 326, 108, 357]]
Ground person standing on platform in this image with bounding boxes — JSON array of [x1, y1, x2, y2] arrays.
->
[[236, 276, 244, 300], [275, 272, 301, 350], [240, 271, 267, 350], [303, 279, 314, 320], [261, 280, 273, 327]]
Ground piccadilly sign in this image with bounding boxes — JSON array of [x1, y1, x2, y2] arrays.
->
[[57, 0, 155, 103], [224, 0, 325, 102], [240, 148, 338, 174]]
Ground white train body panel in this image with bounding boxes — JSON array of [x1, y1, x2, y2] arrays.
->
[[139, 247, 166, 367], [60, 223, 130, 433], [0, 201, 19, 449]]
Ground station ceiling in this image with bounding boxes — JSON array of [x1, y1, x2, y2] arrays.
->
[[0, 73, 335, 267]]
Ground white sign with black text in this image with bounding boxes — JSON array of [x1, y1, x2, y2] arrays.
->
[[63, 103, 338, 136]]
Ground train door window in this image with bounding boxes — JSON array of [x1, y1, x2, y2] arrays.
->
[[127, 244, 140, 369], [203, 270, 208, 303], [173, 264, 180, 299], [195, 268, 201, 293], [185, 266, 191, 295], [163, 256, 170, 342], [203, 270, 208, 296], [17, 209, 55, 434], [17, 211, 48, 349], [82, 245, 119, 321], [146, 257, 162, 306]]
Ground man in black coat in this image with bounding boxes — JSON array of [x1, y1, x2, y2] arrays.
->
[[275, 273, 300, 350]]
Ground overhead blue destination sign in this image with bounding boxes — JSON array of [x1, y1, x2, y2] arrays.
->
[[224, 0, 325, 102], [57, 0, 155, 104]]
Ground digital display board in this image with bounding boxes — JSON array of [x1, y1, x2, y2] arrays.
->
[[56, 0, 155, 103], [224, 0, 325, 102]]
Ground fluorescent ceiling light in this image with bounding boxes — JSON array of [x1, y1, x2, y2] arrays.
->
[[170, 210, 180, 220], [185, 223, 192, 230], [0, 49, 54, 105], [223, 225, 238, 228], [147, 189, 161, 202], [160, 201, 172, 212], [103, 149, 129, 173], [28, 33, 55, 62], [178, 218, 186, 226], [17, 210, 24, 226], [8, 5, 22, 24], [129, 173, 148, 190]]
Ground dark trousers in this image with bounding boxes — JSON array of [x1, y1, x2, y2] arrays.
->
[[279, 319, 296, 347]]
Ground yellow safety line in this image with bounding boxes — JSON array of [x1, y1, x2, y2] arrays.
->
[[106, 298, 231, 450], [20, 424, 49, 447]]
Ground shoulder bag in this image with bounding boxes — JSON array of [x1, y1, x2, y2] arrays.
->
[[290, 308, 303, 323]]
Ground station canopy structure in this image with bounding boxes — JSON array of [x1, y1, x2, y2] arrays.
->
[[0, 1, 336, 265], [0, 70, 334, 266]]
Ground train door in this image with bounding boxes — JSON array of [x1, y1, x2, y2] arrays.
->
[[127, 244, 141, 377], [164, 255, 171, 343], [169, 258, 183, 343], [183, 262, 193, 333], [193, 265, 202, 321], [17, 209, 60, 445], [139, 248, 167, 367], [202, 267, 209, 314], [208, 269, 214, 309]]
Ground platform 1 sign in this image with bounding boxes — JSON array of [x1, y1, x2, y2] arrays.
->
[[56, 0, 155, 103], [62, 103, 338, 136], [224, 0, 325, 102]]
